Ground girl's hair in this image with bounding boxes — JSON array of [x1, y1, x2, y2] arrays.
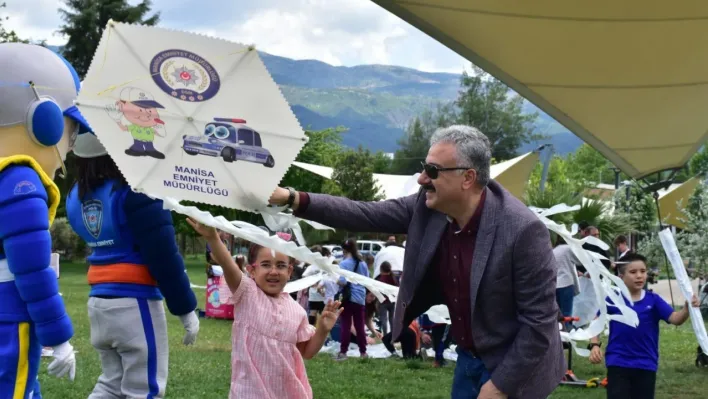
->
[[341, 238, 363, 264], [365, 290, 378, 319], [247, 243, 295, 266], [74, 155, 127, 199], [235, 254, 246, 271]]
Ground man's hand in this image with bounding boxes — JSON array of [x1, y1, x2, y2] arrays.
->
[[269, 187, 291, 206], [479, 380, 507, 399], [48, 341, 76, 381], [179, 311, 200, 345], [589, 346, 603, 364]]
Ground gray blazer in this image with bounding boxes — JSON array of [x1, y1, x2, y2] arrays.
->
[[297, 180, 565, 398]]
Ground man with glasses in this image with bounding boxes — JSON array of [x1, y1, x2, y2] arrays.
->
[[269, 125, 564, 399]]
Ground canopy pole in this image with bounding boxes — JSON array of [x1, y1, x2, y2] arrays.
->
[[652, 191, 676, 308]]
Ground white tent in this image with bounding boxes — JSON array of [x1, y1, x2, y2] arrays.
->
[[292, 150, 539, 200], [371, 1, 708, 179]]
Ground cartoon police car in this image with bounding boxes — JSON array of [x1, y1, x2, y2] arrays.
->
[[182, 118, 275, 168]]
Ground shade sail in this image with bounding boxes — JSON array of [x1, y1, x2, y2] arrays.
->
[[658, 177, 701, 230], [490, 151, 539, 199], [292, 150, 538, 199], [371, 1, 708, 179]]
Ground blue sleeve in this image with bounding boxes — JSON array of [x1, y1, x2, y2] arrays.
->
[[653, 293, 675, 323], [361, 261, 370, 278], [123, 190, 197, 316], [0, 166, 73, 347]]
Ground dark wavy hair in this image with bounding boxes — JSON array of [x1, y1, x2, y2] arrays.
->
[[73, 155, 127, 199], [341, 237, 363, 264]]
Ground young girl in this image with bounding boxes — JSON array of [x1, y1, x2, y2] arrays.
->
[[335, 238, 370, 360], [188, 219, 341, 399]]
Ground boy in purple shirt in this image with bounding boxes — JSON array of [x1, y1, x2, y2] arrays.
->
[[588, 253, 700, 399]]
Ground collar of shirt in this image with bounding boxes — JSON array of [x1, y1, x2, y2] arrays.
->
[[446, 189, 487, 235]]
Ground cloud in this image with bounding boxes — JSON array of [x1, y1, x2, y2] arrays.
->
[[2, 0, 66, 45], [2, 0, 470, 73]]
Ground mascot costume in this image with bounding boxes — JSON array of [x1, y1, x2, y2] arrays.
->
[[0, 43, 88, 398], [67, 132, 199, 398]]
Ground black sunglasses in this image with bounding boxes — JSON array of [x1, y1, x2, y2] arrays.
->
[[420, 162, 471, 180]]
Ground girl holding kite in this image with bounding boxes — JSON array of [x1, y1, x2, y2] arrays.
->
[[189, 218, 341, 399]]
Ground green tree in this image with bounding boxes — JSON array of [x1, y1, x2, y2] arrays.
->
[[677, 183, 708, 278], [279, 127, 344, 194], [392, 102, 458, 175], [58, 0, 159, 78], [392, 116, 429, 174], [565, 144, 617, 185], [371, 151, 392, 174], [0, 2, 29, 43], [332, 146, 384, 201], [690, 146, 708, 177], [456, 66, 540, 160]]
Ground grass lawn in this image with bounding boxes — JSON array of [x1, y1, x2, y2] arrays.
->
[[38, 258, 707, 398]]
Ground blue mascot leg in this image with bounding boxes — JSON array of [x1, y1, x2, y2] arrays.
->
[[0, 322, 42, 399]]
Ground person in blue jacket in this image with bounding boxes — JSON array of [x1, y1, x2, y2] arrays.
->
[[66, 132, 200, 398], [0, 43, 87, 399]]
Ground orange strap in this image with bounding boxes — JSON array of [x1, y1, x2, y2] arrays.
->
[[410, 319, 421, 351], [88, 263, 158, 286]]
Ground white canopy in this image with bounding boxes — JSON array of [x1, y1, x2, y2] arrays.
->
[[293, 150, 538, 200], [371, 1, 708, 179]]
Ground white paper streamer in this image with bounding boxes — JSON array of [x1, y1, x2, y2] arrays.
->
[[283, 274, 324, 294], [158, 192, 637, 357], [531, 204, 639, 356], [658, 229, 708, 355], [259, 206, 335, 247], [424, 305, 451, 324], [152, 194, 399, 303]]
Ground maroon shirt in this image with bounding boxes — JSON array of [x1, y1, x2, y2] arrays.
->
[[375, 273, 399, 304], [297, 190, 486, 350], [436, 189, 486, 352]]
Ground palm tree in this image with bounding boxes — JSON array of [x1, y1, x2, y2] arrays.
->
[[524, 184, 635, 247], [573, 197, 634, 247]]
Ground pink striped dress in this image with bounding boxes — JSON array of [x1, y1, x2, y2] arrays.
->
[[230, 276, 316, 399]]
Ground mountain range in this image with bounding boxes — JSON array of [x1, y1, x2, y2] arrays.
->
[[260, 52, 583, 155], [49, 45, 582, 156]]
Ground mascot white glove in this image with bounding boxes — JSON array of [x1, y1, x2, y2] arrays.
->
[[48, 341, 76, 381], [179, 311, 200, 346]]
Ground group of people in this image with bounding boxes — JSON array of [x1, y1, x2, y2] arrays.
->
[[1, 43, 702, 399]]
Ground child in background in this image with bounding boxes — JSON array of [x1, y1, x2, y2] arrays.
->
[[588, 253, 700, 399], [188, 218, 342, 399], [375, 261, 398, 336]]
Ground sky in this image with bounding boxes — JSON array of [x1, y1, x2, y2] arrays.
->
[[3, 0, 471, 74]]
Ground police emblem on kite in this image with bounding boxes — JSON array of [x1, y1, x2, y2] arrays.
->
[[82, 200, 104, 239], [150, 49, 221, 102], [76, 20, 306, 211]]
